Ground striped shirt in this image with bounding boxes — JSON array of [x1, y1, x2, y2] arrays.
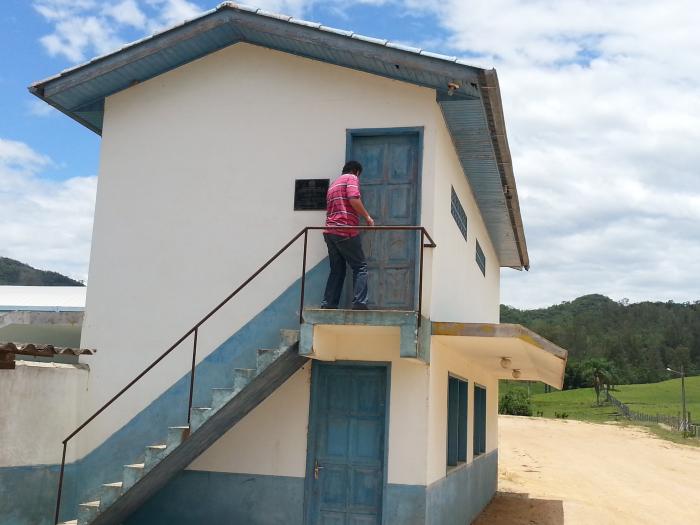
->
[[324, 173, 361, 237]]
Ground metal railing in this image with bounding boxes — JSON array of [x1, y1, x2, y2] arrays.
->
[[53, 225, 436, 523]]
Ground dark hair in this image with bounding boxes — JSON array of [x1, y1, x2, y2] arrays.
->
[[342, 160, 363, 175]]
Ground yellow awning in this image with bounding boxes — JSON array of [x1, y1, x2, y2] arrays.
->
[[431, 322, 568, 389]]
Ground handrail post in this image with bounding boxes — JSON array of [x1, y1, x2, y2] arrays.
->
[[299, 229, 309, 324], [417, 229, 425, 327], [186, 327, 198, 427], [54, 442, 67, 524]]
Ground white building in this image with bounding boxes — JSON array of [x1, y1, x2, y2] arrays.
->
[[11, 3, 567, 524], [0, 286, 85, 350]]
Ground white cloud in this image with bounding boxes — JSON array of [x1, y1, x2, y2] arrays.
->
[[103, 0, 148, 29], [0, 138, 96, 281], [33, 0, 204, 61], [144, 0, 202, 30]]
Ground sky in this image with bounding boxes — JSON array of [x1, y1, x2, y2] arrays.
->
[[1, 0, 699, 309]]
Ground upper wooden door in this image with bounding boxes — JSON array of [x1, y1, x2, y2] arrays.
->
[[346, 131, 420, 310]]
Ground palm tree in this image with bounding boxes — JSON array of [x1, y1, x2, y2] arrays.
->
[[582, 358, 613, 405]]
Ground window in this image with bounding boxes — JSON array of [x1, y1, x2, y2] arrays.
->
[[447, 375, 468, 466], [473, 385, 487, 456], [450, 187, 468, 242], [294, 179, 329, 210], [475, 240, 486, 276]]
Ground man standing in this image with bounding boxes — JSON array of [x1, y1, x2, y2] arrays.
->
[[321, 160, 374, 310]]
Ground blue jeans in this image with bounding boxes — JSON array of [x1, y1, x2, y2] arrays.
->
[[321, 233, 368, 308]]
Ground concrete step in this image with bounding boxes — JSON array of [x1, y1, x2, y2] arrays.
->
[[122, 463, 145, 491], [77, 500, 100, 524], [280, 328, 300, 348], [70, 347, 308, 525], [167, 426, 189, 448], [256, 348, 282, 372], [190, 407, 212, 432], [99, 482, 123, 509], [144, 444, 167, 470], [58, 521, 78, 525], [232, 368, 256, 392], [211, 387, 236, 410]]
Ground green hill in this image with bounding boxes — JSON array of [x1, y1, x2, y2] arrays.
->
[[501, 294, 700, 386], [0, 257, 84, 286]]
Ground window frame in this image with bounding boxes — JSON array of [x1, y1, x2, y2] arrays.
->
[[473, 384, 487, 457], [450, 186, 468, 242], [447, 374, 468, 467], [475, 239, 486, 276]]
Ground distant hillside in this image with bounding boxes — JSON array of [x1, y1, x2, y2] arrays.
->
[[0, 257, 84, 286], [501, 294, 700, 385]]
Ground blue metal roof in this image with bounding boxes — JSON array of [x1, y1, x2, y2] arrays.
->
[[29, 2, 528, 269]]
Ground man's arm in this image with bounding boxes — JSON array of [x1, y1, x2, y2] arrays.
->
[[349, 198, 374, 226]]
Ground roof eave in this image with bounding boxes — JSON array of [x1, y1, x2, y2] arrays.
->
[[28, 4, 483, 136], [28, 84, 103, 136], [479, 70, 529, 270]]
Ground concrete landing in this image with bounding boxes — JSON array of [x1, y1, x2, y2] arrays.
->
[[300, 308, 429, 361]]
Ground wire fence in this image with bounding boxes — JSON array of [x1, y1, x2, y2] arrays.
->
[[605, 391, 700, 438]]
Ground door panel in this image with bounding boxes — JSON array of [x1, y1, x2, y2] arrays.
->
[[306, 364, 387, 525], [345, 132, 420, 310]]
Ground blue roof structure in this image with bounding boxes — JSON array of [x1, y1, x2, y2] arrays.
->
[[29, 2, 529, 269]]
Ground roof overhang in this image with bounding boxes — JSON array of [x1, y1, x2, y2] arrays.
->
[[29, 1, 529, 269], [432, 322, 567, 389]]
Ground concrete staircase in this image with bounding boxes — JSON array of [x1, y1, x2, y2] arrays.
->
[[60, 329, 305, 525]]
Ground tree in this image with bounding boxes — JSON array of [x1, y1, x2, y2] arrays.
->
[[581, 358, 613, 405]]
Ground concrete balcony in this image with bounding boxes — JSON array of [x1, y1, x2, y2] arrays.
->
[[299, 308, 430, 363]]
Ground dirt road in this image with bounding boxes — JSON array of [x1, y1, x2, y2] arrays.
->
[[474, 416, 700, 525]]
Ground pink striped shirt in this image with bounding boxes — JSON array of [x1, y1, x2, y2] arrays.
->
[[324, 173, 361, 237]]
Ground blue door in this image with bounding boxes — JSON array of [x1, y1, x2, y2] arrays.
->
[[305, 363, 388, 525], [345, 131, 421, 310]]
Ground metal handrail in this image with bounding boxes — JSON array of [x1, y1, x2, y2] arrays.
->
[[54, 225, 436, 523]]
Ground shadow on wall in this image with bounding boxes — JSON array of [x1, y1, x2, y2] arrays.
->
[[473, 491, 565, 525]]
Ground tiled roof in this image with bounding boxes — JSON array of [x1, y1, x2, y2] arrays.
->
[[0, 342, 94, 369]]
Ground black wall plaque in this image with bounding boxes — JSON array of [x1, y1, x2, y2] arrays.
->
[[294, 179, 329, 210]]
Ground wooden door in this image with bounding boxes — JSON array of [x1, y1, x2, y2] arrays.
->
[[345, 131, 420, 310], [305, 363, 388, 525]]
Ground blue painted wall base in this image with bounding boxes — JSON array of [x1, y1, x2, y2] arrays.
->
[[125, 451, 497, 525], [426, 450, 498, 525], [126, 470, 305, 525]]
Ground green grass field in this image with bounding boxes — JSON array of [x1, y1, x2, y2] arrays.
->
[[501, 376, 700, 425], [612, 376, 700, 419]]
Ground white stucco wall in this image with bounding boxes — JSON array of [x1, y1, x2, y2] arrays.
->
[[79, 42, 444, 458], [426, 338, 499, 485], [188, 364, 312, 477], [188, 327, 501, 489], [428, 110, 501, 323], [0, 362, 88, 466], [190, 327, 429, 486]]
